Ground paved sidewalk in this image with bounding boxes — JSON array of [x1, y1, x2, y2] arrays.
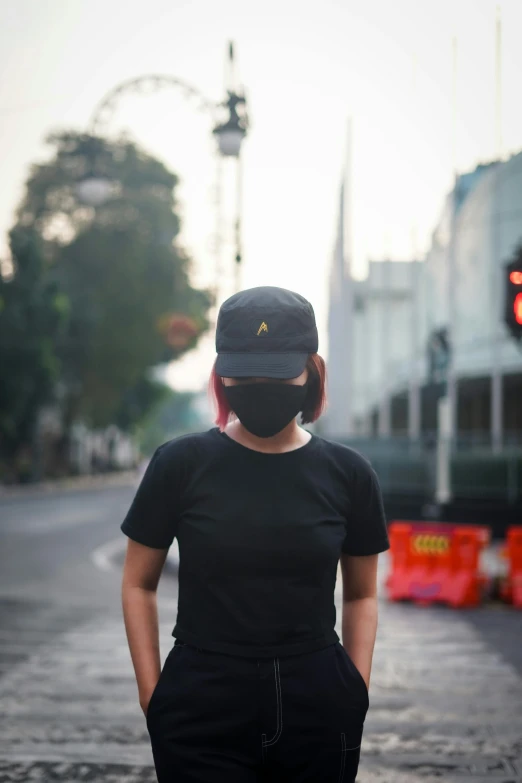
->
[[356, 556, 522, 781], [0, 470, 138, 500], [0, 554, 521, 782], [358, 603, 522, 781]]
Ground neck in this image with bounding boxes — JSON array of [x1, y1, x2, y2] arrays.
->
[[224, 418, 311, 453]]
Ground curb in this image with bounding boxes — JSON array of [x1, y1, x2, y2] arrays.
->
[[0, 470, 138, 500], [92, 537, 179, 577]]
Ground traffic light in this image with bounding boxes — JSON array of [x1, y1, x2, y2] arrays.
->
[[504, 246, 522, 341], [428, 327, 450, 387]]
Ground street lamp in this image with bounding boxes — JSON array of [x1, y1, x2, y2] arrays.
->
[[213, 91, 248, 158], [75, 176, 113, 207], [79, 42, 249, 295], [73, 134, 114, 208], [211, 44, 248, 292]]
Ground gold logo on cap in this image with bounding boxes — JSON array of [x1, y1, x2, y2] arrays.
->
[[256, 321, 268, 335]]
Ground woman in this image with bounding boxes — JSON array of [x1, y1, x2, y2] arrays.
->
[[120, 285, 390, 783]]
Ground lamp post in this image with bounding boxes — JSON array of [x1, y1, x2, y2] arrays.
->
[[73, 134, 114, 207], [213, 91, 247, 157], [75, 42, 249, 297], [75, 177, 112, 208], [212, 43, 248, 294]]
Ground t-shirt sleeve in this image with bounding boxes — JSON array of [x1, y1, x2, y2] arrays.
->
[[120, 444, 179, 549], [342, 456, 390, 556]]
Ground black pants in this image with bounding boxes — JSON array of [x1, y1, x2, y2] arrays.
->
[[146, 639, 369, 782]]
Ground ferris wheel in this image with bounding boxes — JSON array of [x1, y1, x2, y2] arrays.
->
[[77, 42, 250, 303]]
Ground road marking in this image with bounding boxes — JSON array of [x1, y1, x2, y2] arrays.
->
[[90, 538, 179, 574], [90, 537, 127, 572]]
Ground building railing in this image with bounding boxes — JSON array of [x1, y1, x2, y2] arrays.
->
[[333, 434, 522, 505]]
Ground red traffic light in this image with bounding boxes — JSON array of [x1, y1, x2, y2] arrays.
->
[[515, 292, 522, 325], [504, 247, 522, 340]]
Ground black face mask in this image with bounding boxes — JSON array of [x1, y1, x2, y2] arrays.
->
[[222, 382, 308, 438]]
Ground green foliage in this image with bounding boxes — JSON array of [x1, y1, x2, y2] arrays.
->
[[137, 388, 203, 456], [13, 130, 213, 432], [116, 375, 173, 434], [0, 227, 67, 458]]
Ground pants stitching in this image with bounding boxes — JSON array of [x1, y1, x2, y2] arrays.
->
[[338, 732, 346, 783], [262, 658, 283, 748]]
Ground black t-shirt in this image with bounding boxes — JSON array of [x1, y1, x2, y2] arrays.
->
[[120, 427, 390, 658]]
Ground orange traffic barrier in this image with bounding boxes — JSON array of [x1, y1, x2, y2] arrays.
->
[[499, 526, 522, 609], [385, 521, 491, 608]]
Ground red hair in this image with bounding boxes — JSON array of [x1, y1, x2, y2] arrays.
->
[[208, 353, 328, 431]]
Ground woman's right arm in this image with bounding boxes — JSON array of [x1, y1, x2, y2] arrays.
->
[[121, 539, 169, 716]]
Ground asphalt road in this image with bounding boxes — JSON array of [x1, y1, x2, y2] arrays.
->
[[0, 486, 521, 783]]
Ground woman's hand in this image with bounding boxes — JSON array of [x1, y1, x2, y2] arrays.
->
[[139, 678, 161, 718], [340, 553, 379, 691], [121, 540, 168, 721], [140, 688, 156, 718]]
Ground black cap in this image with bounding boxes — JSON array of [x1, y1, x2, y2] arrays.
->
[[215, 286, 319, 378]]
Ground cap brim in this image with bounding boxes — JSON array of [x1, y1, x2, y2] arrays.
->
[[215, 352, 308, 379]]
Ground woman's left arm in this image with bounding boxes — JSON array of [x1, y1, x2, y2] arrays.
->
[[339, 552, 380, 690]]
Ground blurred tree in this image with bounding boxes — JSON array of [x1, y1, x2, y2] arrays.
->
[[116, 374, 173, 434], [0, 227, 68, 468], [13, 131, 213, 431], [137, 386, 202, 456]]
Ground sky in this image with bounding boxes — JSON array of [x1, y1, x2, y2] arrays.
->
[[1, 0, 522, 391]]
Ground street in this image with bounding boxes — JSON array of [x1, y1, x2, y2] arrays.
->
[[1, 485, 521, 782]]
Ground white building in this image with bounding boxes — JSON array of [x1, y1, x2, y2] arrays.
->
[[325, 152, 522, 446]]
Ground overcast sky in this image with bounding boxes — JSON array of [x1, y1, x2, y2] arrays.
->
[[1, 0, 521, 390]]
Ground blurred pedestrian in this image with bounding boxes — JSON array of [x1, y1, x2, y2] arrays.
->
[[120, 286, 390, 782]]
